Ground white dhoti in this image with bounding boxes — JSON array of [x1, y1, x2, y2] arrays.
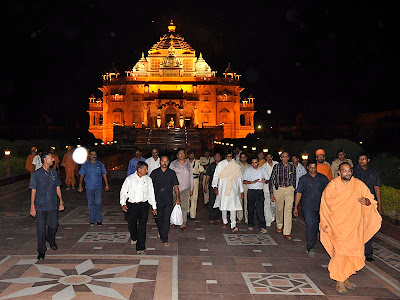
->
[[263, 184, 275, 226]]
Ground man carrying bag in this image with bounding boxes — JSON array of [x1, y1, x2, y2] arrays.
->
[[150, 156, 180, 246]]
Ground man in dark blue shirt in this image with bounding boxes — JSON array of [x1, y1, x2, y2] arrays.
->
[[353, 151, 382, 262], [29, 152, 64, 259], [150, 156, 180, 246], [294, 159, 329, 257], [204, 152, 223, 223], [78, 150, 109, 226]]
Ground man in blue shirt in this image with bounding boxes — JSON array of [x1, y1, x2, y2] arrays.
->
[[127, 148, 146, 176], [29, 152, 65, 259], [78, 150, 109, 226], [294, 159, 329, 257]]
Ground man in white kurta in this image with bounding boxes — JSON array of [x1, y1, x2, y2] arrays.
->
[[212, 150, 244, 232], [262, 153, 278, 226], [145, 148, 160, 176]]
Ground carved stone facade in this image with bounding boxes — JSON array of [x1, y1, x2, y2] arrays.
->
[[88, 21, 255, 142]]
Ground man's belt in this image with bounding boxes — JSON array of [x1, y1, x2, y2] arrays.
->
[[193, 174, 199, 179]]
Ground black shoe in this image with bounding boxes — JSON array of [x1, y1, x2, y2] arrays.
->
[[97, 222, 102, 226], [50, 242, 58, 250], [37, 252, 45, 259], [366, 257, 375, 262]]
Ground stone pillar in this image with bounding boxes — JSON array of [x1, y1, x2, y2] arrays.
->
[[143, 104, 149, 127], [193, 105, 198, 127]]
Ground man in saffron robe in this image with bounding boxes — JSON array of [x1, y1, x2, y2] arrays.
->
[[319, 162, 381, 295], [25, 147, 37, 179], [62, 146, 77, 190]]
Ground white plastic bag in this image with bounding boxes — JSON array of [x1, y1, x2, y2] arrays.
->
[[170, 204, 183, 226]]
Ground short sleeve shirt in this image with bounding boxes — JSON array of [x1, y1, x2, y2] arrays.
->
[[29, 168, 62, 211], [150, 168, 179, 206], [242, 167, 270, 190], [353, 165, 381, 195], [296, 173, 329, 211], [78, 160, 107, 190]]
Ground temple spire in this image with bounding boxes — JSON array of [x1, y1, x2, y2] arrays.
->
[[168, 20, 176, 32]]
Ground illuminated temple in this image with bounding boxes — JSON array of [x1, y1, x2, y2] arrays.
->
[[88, 21, 255, 146]]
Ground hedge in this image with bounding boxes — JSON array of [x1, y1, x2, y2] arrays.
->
[[381, 185, 400, 221]]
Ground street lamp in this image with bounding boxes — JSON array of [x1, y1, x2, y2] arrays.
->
[[252, 147, 256, 151], [263, 148, 268, 153], [257, 125, 262, 130], [4, 149, 11, 177], [243, 146, 248, 149]]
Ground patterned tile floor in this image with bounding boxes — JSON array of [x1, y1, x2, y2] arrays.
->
[[0, 176, 399, 299]]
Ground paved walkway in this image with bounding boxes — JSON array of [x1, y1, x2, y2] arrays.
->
[[0, 176, 399, 300]]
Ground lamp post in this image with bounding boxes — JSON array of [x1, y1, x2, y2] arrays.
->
[[4, 149, 11, 177], [301, 151, 309, 168]]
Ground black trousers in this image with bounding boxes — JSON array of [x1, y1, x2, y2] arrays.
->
[[303, 210, 320, 252], [156, 204, 173, 243], [247, 189, 266, 229], [208, 187, 221, 221], [365, 237, 374, 259], [36, 210, 58, 253], [126, 201, 149, 251]]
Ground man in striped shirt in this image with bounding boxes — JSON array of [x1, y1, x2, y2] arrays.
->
[[269, 151, 296, 239]]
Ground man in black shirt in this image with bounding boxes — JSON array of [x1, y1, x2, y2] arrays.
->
[[150, 156, 180, 246], [294, 160, 329, 257], [353, 151, 382, 262], [29, 152, 65, 259], [204, 152, 222, 223]]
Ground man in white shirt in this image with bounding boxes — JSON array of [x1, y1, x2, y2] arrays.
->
[[243, 157, 270, 233], [262, 153, 278, 226], [32, 149, 44, 170], [120, 161, 157, 255], [145, 147, 160, 175]]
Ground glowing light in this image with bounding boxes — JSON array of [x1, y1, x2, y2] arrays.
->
[[94, 143, 98, 146], [157, 115, 161, 128], [72, 147, 88, 165], [267, 110, 272, 114], [359, 141, 363, 145], [230, 143, 234, 146], [114, 141, 117, 144], [278, 149, 283, 156], [4, 149, 11, 157], [301, 154, 309, 160], [257, 125, 262, 129], [77, 145, 81, 148], [252, 147, 256, 151], [222, 143, 225, 145], [263, 148, 268, 153], [51, 146, 56, 150], [243, 146, 248, 149]]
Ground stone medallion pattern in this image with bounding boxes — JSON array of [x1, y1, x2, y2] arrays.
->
[[223, 234, 278, 246], [0, 256, 173, 300], [242, 272, 324, 295], [78, 232, 130, 243]]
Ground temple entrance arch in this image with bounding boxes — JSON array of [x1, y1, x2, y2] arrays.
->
[[164, 105, 178, 128]]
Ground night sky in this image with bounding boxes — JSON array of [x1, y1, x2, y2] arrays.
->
[[2, 1, 397, 134]]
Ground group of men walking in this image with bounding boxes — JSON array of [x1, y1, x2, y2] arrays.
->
[[27, 145, 383, 295]]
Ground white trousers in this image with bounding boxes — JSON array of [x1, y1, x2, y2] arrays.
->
[[264, 187, 276, 226], [222, 210, 237, 229]]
